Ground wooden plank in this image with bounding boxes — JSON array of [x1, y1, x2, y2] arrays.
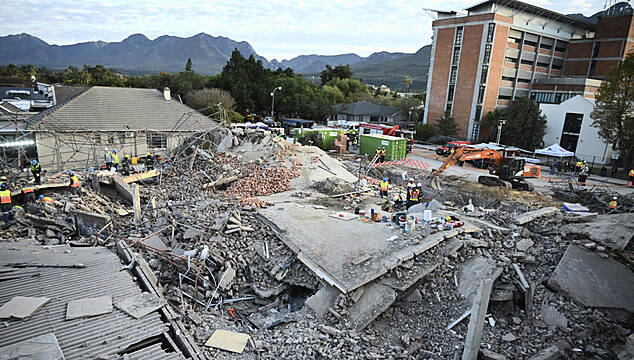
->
[[132, 184, 141, 227], [123, 170, 158, 184]]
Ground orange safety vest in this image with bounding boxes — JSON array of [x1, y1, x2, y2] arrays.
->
[[70, 175, 80, 188], [381, 149, 386, 155], [409, 189, 420, 202], [379, 180, 388, 191], [630, 169, 634, 177], [609, 200, 617, 209], [0, 190, 11, 204], [41, 197, 54, 203], [376, 149, 381, 156], [21, 187, 34, 194]]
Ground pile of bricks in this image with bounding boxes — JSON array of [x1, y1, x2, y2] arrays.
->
[[226, 164, 299, 198]]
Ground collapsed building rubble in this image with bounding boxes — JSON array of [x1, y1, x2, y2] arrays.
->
[[0, 125, 633, 359]]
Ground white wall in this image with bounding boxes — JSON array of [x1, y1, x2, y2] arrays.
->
[[540, 96, 614, 164]]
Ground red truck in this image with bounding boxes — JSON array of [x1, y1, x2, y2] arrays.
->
[[358, 123, 414, 153], [436, 141, 472, 156]]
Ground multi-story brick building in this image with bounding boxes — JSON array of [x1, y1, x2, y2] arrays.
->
[[423, 0, 634, 141]]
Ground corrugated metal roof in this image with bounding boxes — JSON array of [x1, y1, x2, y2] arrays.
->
[[0, 243, 186, 360], [28, 86, 217, 132]]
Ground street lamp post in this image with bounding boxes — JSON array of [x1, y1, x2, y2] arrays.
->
[[270, 86, 282, 118], [496, 120, 507, 145]]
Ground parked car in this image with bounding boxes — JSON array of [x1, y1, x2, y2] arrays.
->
[[436, 141, 472, 156]]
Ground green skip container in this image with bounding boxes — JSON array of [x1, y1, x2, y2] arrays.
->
[[360, 134, 407, 161]]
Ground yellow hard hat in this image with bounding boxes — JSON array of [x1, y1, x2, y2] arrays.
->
[[147, 152, 151, 156]]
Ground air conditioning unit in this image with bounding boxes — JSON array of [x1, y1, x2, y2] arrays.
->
[[125, 132, 134, 138]]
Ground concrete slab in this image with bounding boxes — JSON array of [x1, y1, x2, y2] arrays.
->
[[462, 279, 494, 360], [142, 235, 170, 251], [0, 333, 64, 360], [548, 245, 634, 311], [515, 207, 558, 225], [563, 214, 634, 250], [115, 292, 166, 319], [66, 295, 113, 320], [258, 203, 479, 293], [0, 296, 50, 319], [305, 284, 340, 318], [204, 329, 250, 354], [347, 282, 396, 331], [458, 256, 500, 301]]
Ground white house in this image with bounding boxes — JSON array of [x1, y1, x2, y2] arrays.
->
[[539, 95, 614, 164]]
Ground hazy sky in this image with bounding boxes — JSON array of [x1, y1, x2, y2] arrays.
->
[[0, 0, 607, 60]]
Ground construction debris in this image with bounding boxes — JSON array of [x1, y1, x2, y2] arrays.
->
[[0, 296, 50, 319]]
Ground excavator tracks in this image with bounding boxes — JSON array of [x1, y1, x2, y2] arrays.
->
[[478, 175, 511, 188]]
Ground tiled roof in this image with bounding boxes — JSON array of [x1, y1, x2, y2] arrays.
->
[[0, 101, 24, 114], [29, 86, 217, 132], [336, 101, 401, 117], [53, 85, 89, 104], [0, 243, 187, 359]]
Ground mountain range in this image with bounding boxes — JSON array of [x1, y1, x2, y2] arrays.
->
[[0, 33, 431, 90]]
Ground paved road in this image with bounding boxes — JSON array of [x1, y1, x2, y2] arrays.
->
[[405, 147, 634, 195]]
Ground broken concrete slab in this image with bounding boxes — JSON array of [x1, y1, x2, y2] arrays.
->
[[548, 244, 634, 311], [516, 238, 534, 252], [142, 235, 170, 251], [347, 282, 396, 331], [515, 207, 558, 225], [563, 214, 634, 250], [112, 174, 133, 204], [540, 304, 568, 330], [462, 279, 494, 360], [218, 266, 236, 290], [458, 256, 501, 301], [258, 203, 480, 293], [204, 329, 250, 354], [305, 284, 340, 318], [528, 345, 562, 360], [247, 312, 295, 329], [0, 296, 50, 319], [0, 332, 64, 360], [481, 349, 507, 360], [71, 210, 110, 237], [122, 170, 159, 184], [66, 295, 113, 320], [115, 292, 166, 319]]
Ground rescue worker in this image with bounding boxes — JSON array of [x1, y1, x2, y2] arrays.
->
[[112, 149, 120, 171], [578, 163, 589, 185], [68, 170, 80, 195], [0, 175, 7, 187], [609, 196, 618, 210], [407, 183, 421, 209], [375, 147, 381, 162], [30, 160, 41, 184], [380, 147, 386, 163], [39, 194, 55, 204], [145, 152, 155, 171], [121, 154, 131, 176], [575, 160, 583, 175], [104, 148, 113, 170], [629, 168, 634, 187], [379, 177, 389, 198], [0, 183, 12, 222], [21, 186, 36, 204]]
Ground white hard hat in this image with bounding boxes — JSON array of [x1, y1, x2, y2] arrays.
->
[[613, 196, 617, 200], [417, 183, 422, 187], [409, 178, 414, 182]]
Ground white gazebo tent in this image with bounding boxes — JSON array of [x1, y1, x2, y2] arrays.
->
[[535, 144, 575, 157]]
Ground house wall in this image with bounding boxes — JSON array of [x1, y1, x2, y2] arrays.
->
[[539, 96, 613, 164], [34, 130, 193, 171]]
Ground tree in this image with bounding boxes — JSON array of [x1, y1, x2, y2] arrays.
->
[[436, 112, 458, 136], [403, 76, 412, 92], [480, 108, 503, 142], [501, 97, 547, 151], [185, 88, 236, 111], [414, 123, 435, 141], [320, 64, 353, 85], [591, 52, 634, 170], [185, 58, 193, 71]]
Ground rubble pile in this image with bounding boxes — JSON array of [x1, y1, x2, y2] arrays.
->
[[551, 181, 634, 214]]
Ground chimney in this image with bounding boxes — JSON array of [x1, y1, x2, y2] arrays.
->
[[163, 87, 171, 101]]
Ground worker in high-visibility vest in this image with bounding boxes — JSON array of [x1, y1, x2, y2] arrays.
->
[[68, 170, 81, 195], [121, 154, 131, 176], [112, 149, 120, 171], [379, 178, 389, 198], [39, 195, 55, 204], [145, 152, 155, 171], [375, 147, 381, 162], [0, 183, 12, 222], [30, 160, 41, 184], [21, 186, 36, 204], [609, 197, 618, 209], [407, 184, 421, 209], [104, 148, 113, 171], [575, 160, 583, 175], [629, 168, 634, 187]]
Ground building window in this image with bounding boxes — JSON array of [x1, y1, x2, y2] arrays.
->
[[551, 63, 562, 70], [471, 122, 480, 140], [486, 23, 495, 43], [481, 65, 489, 84], [539, 42, 552, 50], [520, 59, 533, 66], [119, 133, 126, 145], [450, 66, 458, 83], [108, 135, 115, 144], [358, 115, 363, 121], [563, 113, 583, 134], [524, 40, 537, 47], [452, 47, 461, 63], [447, 85, 455, 102], [455, 27, 463, 45], [474, 106, 482, 121], [517, 78, 531, 84], [555, 42, 568, 53], [484, 44, 492, 63], [477, 85, 486, 104], [592, 42, 600, 58], [502, 76, 515, 82], [505, 57, 518, 63], [531, 92, 555, 103], [93, 133, 101, 144], [589, 60, 597, 76], [146, 132, 167, 149], [445, 103, 452, 114]]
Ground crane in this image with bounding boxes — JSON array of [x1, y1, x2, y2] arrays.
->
[[433, 146, 534, 191]]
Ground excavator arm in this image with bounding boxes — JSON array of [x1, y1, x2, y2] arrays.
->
[[434, 147, 502, 174]]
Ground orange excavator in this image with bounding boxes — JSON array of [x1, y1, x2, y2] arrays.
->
[[434, 146, 534, 191]]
